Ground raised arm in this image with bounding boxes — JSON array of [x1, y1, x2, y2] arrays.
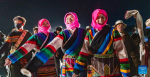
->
[[19, 33, 65, 75], [7, 35, 37, 64], [35, 34, 64, 63]]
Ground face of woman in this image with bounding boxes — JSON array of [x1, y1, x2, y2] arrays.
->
[[66, 14, 75, 24], [96, 14, 106, 25], [42, 20, 49, 27]]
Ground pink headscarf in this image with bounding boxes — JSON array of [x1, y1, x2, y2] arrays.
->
[[64, 12, 80, 30], [38, 19, 51, 34], [91, 9, 108, 31]]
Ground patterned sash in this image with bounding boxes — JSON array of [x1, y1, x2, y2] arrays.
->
[[9, 30, 28, 67], [91, 26, 114, 54], [63, 28, 87, 56], [10, 30, 27, 54]]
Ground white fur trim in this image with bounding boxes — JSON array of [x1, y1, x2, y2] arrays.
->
[[20, 68, 32, 77]]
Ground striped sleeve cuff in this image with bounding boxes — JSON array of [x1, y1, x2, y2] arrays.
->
[[119, 58, 130, 77], [35, 45, 56, 63], [7, 47, 28, 64], [74, 52, 89, 73], [8, 53, 18, 64]]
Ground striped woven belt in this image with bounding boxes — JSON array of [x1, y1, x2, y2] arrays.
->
[[64, 55, 78, 59], [94, 53, 115, 58]]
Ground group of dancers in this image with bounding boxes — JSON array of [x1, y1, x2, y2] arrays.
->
[[0, 8, 150, 77]]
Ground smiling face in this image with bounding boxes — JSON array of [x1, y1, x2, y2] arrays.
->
[[116, 23, 124, 33], [66, 14, 75, 24], [96, 13, 106, 25], [42, 20, 49, 27]]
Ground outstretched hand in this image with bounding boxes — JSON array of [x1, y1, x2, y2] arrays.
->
[[4, 58, 12, 66], [72, 73, 79, 77]]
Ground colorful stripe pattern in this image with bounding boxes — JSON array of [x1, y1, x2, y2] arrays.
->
[[62, 54, 88, 77], [85, 28, 97, 55], [0, 30, 32, 55], [62, 56, 76, 77], [5, 31, 24, 43], [64, 28, 86, 56], [74, 51, 89, 71], [8, 32, 56, 76], [85, 28, 97, 43], [63, 28, 88, 75], [86, 27, 130, 77], [113, 29, 130, 76], [97, 27, 114, 54], [35, 28, 88, 76], [36, 28, 86, 63], [119, 58, 130, 76], [37, 56, 57, 77], [8, 32, 55, 64], [35, 29, 71, 64]]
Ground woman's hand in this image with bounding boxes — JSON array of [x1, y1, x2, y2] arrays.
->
[[4, 58, 12, 66], [122, 74, 128, 77], [55, 52, 59, 57], [72, 73, 79, 77]]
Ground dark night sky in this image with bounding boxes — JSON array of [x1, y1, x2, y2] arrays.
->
[[0, 0, 150, 35]]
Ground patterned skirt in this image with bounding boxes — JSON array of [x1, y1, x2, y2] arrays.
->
[[87, 53, 121, 77], [37, 56, 56, 77], [61, 55, 87, 77]]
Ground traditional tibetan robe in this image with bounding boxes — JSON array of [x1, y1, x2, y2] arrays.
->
[[86, 26, 130, 77], [8, 32, 56, 77], [0, 30, 32, 77], [22, 28, 88, 77]]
